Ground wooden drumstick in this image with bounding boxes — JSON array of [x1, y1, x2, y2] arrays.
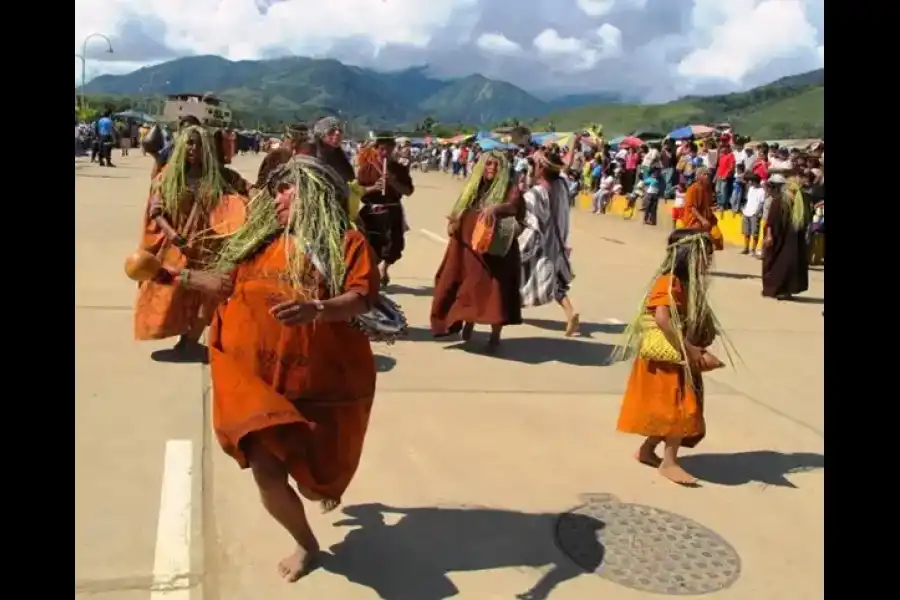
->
[[381, 158, 387, 197]]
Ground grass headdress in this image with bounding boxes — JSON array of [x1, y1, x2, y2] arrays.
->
[[784, 177, 809, 231], [211, 155, 351, 298], [612, 229, 738, 388], [153, 125, 226, 217], [450, 150, 510, 217]]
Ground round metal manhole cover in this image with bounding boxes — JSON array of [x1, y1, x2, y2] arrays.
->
[[555, 494, 741, 595]]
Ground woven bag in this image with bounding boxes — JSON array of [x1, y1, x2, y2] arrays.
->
[[638, 314, 683, 363]]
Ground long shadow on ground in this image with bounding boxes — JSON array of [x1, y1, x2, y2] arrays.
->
[[680, 450, 824, 487], [446, 336, 618, 367], [320, 502, 601, 600]]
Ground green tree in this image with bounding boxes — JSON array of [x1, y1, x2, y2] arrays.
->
[[420, 116, 436, 133]]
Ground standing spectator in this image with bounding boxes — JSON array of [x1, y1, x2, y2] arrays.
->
[[741, 174, 765, 256], [730, 163, 746, 213], [714, 139, 736, 210], [641, 168, 661, 226], [450, 145, 462, 178], [95, 110, 116, 167]]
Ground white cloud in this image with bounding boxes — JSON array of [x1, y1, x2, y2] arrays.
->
[[75, 0, 478, 63], [576, 0, 615, 17], [476, 32, 522, 56], [677, 0, 820, 82], [576, 0, 647, 17], [533, 25, 622, 72], [75, 0, 825, 100]]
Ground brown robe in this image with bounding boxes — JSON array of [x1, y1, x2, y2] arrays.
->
[[430, 177, 523, 336], [762, 195, 809, 297], [209, 230, 379, 504], [133, 168, 249, 341]]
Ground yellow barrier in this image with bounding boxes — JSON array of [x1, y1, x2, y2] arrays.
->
[[575, 191, 765, 248]]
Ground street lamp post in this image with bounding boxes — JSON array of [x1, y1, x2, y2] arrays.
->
[[78, 33, 114, 111], [74, 53, 84, 112]]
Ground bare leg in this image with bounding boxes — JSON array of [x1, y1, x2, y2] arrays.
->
[[461, 322, 475, 341], [658, 437, 698, 485], [175, 308, 208, 351], [558, 296, 580, 337], [246, 438, 321, 582], [378, 262, 391, 287], [486, 324, 503, 352], [634, 436, 663, 467]]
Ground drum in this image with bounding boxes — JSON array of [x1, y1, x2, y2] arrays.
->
[[352, 294, 408, 344]]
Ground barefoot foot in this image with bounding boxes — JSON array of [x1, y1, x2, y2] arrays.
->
[[565, 313, 580, 337], [658, 462, 699, 486], [634, 449, 662, 468], [485, 336, 501, 354], [277, 545, 320, 583]]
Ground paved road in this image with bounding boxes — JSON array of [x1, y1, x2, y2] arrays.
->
[[75, 152, 824, 600]]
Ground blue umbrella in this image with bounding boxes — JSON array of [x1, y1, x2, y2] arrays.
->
[[476, 138, 514, 151], [668, 126, 694, 140]]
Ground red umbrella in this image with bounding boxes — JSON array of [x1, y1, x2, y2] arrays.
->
[[619, 136, 643, 148]]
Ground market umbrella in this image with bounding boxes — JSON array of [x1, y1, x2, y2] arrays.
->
[[668, 125, 716, 140], [477, 138, 515, 151], [617, 136, 644, 148]]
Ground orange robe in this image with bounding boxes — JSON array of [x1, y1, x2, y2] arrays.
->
[[616, 275, 706, 447], [133, 169, 249, 341], [681, 181, 716, 232], [209, 230, 379, 504]]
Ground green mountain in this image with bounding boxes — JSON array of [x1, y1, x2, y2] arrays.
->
[[84, 56, 590, 128], [546, 69, 824, 140], [84, 56, 823, 139]]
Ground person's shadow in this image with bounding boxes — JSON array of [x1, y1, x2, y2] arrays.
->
[[525, 318, 626, 339], [679, 450, 825, 487], [446, 337, 618, 367], [320, 502, 603, 600]]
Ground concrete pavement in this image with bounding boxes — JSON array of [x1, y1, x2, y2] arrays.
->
[[75, 152, 823, 600]]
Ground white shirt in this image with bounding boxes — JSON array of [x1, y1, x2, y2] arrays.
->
[[743, 186, 765, 217], [732, 150, 744, 174], [600, 175, 615, 191], [769, 158, 792, 171], [451, 147, 461, 162], [674, 191, 686, 208], [642, 148, 660, 168]]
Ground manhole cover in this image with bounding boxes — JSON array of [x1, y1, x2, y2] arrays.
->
[[555, 494, 741, 595]]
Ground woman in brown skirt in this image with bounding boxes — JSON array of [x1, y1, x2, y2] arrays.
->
[[430, 150, 523, 351]]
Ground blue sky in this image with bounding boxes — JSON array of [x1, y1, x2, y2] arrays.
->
[[75, 0, 824, 101]]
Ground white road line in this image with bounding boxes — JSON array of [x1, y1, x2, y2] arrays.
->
[[605, 318, 625, 325], [150, 440, 194, 600], [419, 228, 447, 244]]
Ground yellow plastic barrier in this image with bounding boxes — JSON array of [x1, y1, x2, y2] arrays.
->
[[575, 191, 765, 248]]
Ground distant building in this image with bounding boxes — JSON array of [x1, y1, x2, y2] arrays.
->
[[161, 93, 232, 127]]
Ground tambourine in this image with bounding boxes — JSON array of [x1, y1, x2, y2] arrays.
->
[[352, 294, 408, 344]]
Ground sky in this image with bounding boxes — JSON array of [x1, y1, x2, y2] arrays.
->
[[74, 0, 824, 102]]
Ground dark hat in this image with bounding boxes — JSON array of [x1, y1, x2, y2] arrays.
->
[[370, 130, 396, 145]]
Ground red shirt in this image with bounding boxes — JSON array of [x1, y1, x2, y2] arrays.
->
[[752, 160, 768, 181], [715, 150, 735, 179]]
